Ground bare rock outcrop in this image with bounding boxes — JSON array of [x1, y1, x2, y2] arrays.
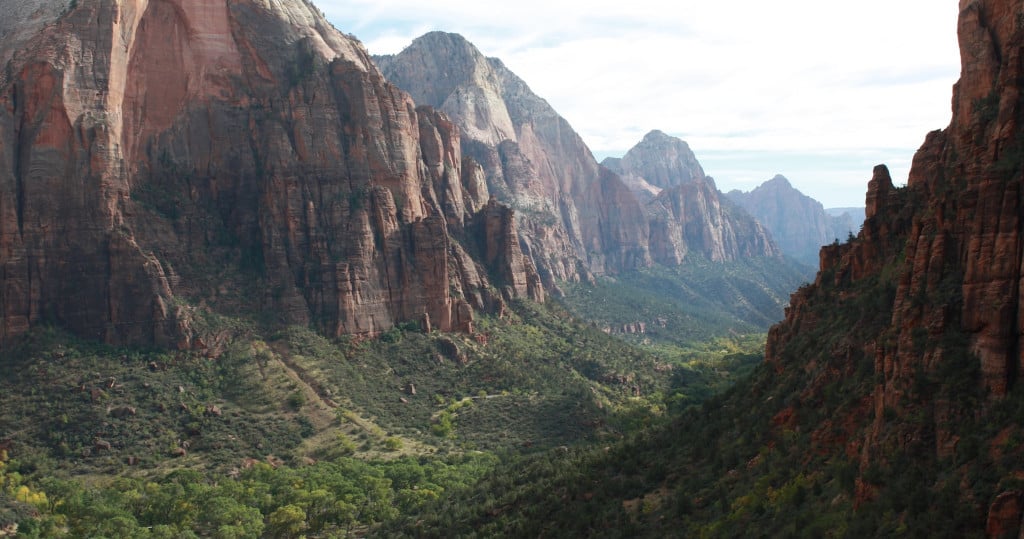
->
[[376, 32, 652, 282], [0, 0, 539, 347], [647, 178, 779, 264], [603, 130, 706, 190], [611, 131, 780, 263]]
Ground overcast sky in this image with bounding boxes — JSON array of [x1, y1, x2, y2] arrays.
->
[[318, 1, 962, 208]]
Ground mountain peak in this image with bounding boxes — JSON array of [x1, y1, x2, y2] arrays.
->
[[407, 31, 480, 55], [642, 129, 671, 141], [639, 129, 689, 149], [375, 31, 518, 146], [725, 175, 861, 266], [617, 130, 704, 189]]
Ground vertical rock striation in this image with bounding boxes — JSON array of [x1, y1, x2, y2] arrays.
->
[[609, 131, 780, 264], [0, 0, 541, 348], [379, 36, 785, 278], [376, 32, 653, 283]]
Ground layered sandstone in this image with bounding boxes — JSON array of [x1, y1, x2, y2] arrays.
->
[[0, 0, 540, 347]]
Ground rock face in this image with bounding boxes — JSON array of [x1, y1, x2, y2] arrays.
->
[[726, 175, 863, 266], [603, 129, 706, 190], [608, 131, 779, 264], [376, 32, 652, 283], [377, 34, 783, 287], [764, 0, 1024, 525], [646, 178, 779, 264], [0, 0, 540, 347]]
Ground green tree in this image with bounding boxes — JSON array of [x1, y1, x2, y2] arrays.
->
[[267, 504, 307, 538], [199, 496, 264, 539]]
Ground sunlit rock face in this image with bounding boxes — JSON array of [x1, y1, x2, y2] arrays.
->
[[606, 129, 707, 190], [380, 39, 782, 284], [607, 131, 779, 265], [0, 0, 542, 348], [377, 31, 654, 283]]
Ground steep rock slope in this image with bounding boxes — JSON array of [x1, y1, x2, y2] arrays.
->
[[727, 175, 863, 266], [376, 32, 651, 283], [378, 33, 786, 281], [763, 0, 1024, 528], [646, 177, 779, 264], [603, 129, 706, 190], [392, 2, 1024, 535], [0, 0, 541, 348], [607, 131, 779, 264]]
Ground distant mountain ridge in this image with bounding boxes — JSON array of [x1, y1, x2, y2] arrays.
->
[[603, 129, 707, 190], [376, 32, 782, 282], [726, 175, 864, 266], [0, 4, 799, 349], [605, 130, 779, 265], [390, 1, 1024, 535]]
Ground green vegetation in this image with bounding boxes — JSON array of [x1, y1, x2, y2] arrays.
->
[[1, 447, 496, 538], [561, 256, 811, 344], [0, 271, 773, 537], [376, 189, 1024, 537]]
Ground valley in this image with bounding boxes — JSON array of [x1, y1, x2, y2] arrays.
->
[[3, 0, 1021, 537]]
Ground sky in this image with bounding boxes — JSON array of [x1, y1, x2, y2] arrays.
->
[[318, 1, 962, 208]]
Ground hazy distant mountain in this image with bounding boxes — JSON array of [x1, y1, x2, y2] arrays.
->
[[605, 131, 778, 264], [726, 176, 864, 266], [403, 2, 1024, 535], [377, 34, 782, 279], [603, 130, 706, 189]]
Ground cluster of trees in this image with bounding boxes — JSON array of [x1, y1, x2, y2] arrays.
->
[[0, 281, 791, 537], [3, 453, 496, 537]]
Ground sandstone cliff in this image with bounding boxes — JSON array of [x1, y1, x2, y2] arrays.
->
[[763, 0, 1024, 529], [376, 32, 657, 283], [643, 178, 779, 264], [0, 0, 541, 348], [607, 131, 780, 264], [727, 175, 863, 266], [378, 36, 788, 282], [603, 129, 706, 190]]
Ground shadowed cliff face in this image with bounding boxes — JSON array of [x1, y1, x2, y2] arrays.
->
[[764, 0, 1024, 519], [0, 0, 541, 348]]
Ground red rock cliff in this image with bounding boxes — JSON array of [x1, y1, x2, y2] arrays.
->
[[0, 0, 541, 348], [765, 0, 1024, 525]]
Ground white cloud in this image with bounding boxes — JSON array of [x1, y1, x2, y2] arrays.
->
[[318, 0, 962, 207]]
